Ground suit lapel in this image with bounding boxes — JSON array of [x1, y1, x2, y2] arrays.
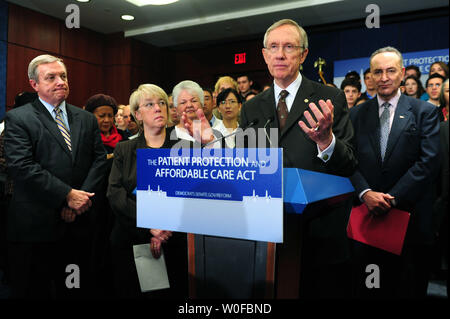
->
[[280, 77, 314, 138], [261, 87, 277, 128], [384, 95, 411, 163], [34, 100, 72, 158]]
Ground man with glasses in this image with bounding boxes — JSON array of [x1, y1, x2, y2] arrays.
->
[[425, 73, 446, 106], [239, 19, 356, 298]]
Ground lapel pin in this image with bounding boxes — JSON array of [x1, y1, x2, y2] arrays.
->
[[304, 99, 309, 103], [399, 115, 405, 118]]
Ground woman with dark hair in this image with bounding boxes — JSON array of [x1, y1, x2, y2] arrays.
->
[[85, 94, 126, 158], [213, 88, 242, 148], [404, 75, 425, 99], [430, 61, 449, 79], [438, 78, 449, 122]]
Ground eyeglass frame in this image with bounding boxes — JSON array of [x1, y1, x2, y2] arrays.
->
[[264, 44, 305, 54]]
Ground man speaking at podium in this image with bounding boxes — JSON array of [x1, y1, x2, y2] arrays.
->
[[240, 19, 357, 297]]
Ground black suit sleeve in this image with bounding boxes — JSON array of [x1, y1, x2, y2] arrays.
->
[[80, 113, 108, 193], [4, 111, 72, 208], [107, 142, 137, 227]]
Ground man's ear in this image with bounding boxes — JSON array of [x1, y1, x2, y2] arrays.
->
[[29, 79, 39, 92]]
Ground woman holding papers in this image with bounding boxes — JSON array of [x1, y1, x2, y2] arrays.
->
[[107, 84, 214, 298]]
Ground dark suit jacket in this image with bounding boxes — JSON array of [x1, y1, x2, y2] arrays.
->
[[4, 99, 107, 242], [350, 95, 441, 244], [107, 126, 191, 246], [240, 76, 356, 176], [240, 76, 357, 264]]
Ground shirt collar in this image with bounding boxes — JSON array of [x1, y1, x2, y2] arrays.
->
[[376, 89, 401, 109], [274, 72, 302, 100], [39, 97, 67, 116]]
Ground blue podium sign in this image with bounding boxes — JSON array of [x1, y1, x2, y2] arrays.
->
[[136, 148, 283, 242]]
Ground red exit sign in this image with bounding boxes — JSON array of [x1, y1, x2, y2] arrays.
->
[[235, 53, 246, 64]]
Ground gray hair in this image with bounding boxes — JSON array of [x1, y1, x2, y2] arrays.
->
[[172, 80, 204, 108], [370, 46, 404, 68], [28, 54, 66, 82], [263, 19, 308, 49]]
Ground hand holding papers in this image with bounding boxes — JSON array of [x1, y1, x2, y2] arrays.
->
[[347, 204, 410, 255], [133, 244, 170, 292]]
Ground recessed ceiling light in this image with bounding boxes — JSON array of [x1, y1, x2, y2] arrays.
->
[[76, 0, 91, 3], [121, 15, 135, 21], [126, 0, 179, 6]]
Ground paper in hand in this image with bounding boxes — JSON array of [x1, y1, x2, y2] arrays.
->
[[133, 243, 170, 292]]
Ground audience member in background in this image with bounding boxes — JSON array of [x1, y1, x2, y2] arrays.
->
[[167, 95, 179, 128], [4, 54, 107, 299], [245, 92, 256, 101], [404, 75, 425, 99], [84, 93, 126, 297], [127, 113, 140, 139], [115, 105, 129, 137], [108, 83, 213, 299], [340, 77, 361, 109], [426, 73, 445, 107], [237, 74, 253, 100], [345, 70, 361, 83], [438, 78, 449, 122], [405, 65, 421, 79], [213, 76, 239, 120], [430, 61, 449, 79], [361, 68, 377, 100], [0, 91, 38, 295], [421, 62, 449, 101], [203, 88, 221, 127], [213, 88, 242, 148]]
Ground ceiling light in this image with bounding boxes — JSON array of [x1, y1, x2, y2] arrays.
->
[[121, 15, 135, 21], [126, 0, 179, 6], [76, 0, 91, 3]]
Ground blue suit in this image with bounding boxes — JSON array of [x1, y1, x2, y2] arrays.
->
[[349, 94, 441, 297]]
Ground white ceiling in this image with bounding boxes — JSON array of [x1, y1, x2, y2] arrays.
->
[[5, 0, 449, 48]]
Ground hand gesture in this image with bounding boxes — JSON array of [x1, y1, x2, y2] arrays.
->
[[299, 99, 334, 151], [181, 108, 214, 144]]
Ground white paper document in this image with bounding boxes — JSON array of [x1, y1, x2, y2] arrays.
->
[[133, 244, 170, 292]]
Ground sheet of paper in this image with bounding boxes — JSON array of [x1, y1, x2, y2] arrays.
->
[[133, 244, 170, 292]]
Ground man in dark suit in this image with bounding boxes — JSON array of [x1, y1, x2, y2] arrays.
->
[[349, 47, 441, 298], [240, 19, 357, 298], [4, 54, 107, 298]]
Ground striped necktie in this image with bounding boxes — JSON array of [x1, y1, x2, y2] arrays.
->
[[54, 106, 72, 152], [379, 102, 391, 161]]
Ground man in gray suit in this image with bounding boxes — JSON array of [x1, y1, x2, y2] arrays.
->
[[4, 54, 107, 298]]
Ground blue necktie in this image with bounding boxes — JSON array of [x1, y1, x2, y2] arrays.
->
[[379, 102, 391, 161]]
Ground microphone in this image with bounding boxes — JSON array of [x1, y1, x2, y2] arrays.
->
[[203, 118, 259, 148], [263, 116, 274, 146]]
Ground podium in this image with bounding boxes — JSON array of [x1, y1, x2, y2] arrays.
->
[[188, 168, 354, 298]]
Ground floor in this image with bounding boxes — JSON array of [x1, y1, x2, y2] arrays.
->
[[0, 268, 447, 299]]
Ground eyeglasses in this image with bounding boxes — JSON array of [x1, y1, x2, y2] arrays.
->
[[140, 100, 167, 109], [220, 99, 238, 106], [265, 44, 303, 54]]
